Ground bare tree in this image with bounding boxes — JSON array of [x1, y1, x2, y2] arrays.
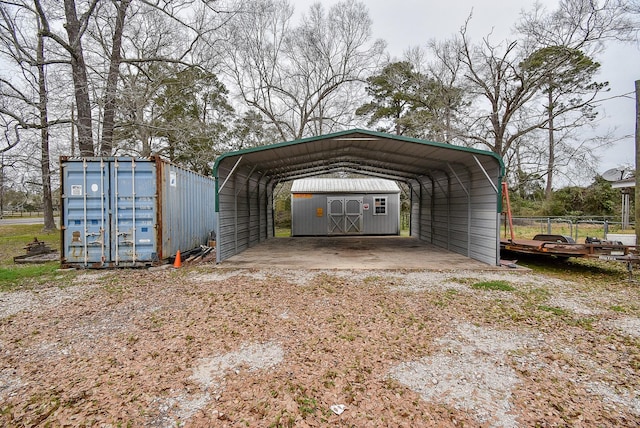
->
[[97, 0, 235, 157], [35, 9, 55, 230], [0, 1, 66, 231], [516, 0, 634, 197], [424, 40, 467, 144], [445, 2, 630, 197], [455, 20, 545, 158], [517, 0, 635, 53], [32, 0, 99, 156], [221, 0, 385, 141]]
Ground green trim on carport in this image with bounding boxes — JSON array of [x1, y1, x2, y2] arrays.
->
[[213, 128, 505, 212]]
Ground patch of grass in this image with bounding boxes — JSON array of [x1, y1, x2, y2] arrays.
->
[[274, 227, 291, 238], [538, 305, 596, 330], [506, 253, 629, 285], [270, 410, 295, 428], [519, 287, 552, 309], [0, 224, 66, 290], [322, 370, 338, 388], [471, 280, 515, 291], [296, 396, 318, 417], [0, 263, 63, 291], [450, 277, 474, 285], [569, 317, 596, 330], [539, 305, 569, 316], [24, 389, 61, 425], [0, 224, 60, 265], [433, 289, 459, 308], [363, 275, 382, 284], [312, 273, 344, 293]]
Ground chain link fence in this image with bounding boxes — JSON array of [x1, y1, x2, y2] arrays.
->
[[500, 215, 634, 243]]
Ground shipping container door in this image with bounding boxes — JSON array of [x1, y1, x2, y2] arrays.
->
[[62, 159, 110, 266], [110, 158, 157, 265]]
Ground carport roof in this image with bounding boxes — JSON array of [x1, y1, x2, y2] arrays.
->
[[213, 128, 504, 186]]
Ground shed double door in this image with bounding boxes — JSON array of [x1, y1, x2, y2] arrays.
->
[[327, 197, 363, 235]]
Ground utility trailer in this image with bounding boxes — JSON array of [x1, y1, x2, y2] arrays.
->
[[500, 237, 635, 260], [500, 182, 639, 273]]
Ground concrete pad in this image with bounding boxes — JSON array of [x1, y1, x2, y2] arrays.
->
[[218, 236, 501, 270]]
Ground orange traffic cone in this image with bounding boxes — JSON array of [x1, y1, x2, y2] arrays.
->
[[173, 250, 182, 268]]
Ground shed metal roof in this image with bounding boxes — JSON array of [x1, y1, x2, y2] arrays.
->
[[291, 178, 400, 194]]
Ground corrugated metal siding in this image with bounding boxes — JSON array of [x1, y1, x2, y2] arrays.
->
[[408, 163, 500, 266], [216, 161, 273, 262], [113, 159, 159, 263], [61, 158, 110, 267], [468, 159, 501, 265], [291, 193, 400, 236], [61, 157, 216, 268], [292, 194, 327, 235], [366, 193, 400, 235], [216, 161, 238, 261], [159, 161, 217, 258], [410, 169, 469, 257]]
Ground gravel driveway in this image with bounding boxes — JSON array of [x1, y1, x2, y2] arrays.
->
[[0, 265, 639, 426]]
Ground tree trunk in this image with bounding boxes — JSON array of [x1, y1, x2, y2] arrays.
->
[[37, 18, 56, 232], [100, 0, 130, 156], [63, 0, 94, 156], [545, 87, 555, 200]]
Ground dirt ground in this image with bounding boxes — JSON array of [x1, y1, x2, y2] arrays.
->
[[1, 263, 639, 427]]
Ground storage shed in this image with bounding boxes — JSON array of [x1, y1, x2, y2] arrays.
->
[[213, 129, 504, 266], [291, 178, 401, 236]]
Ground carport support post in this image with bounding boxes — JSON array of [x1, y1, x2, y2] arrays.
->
[[409, 183, 414, 237], [431, 179, 436, 243], [431, 176, 450, 247], [238, 165, 257, 248], [418, 181, 422, 239]]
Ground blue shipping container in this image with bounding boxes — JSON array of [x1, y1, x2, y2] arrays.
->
[[60, 156, 216, 268]]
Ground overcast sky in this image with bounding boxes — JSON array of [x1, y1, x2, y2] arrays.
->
[[295, 0, 639, 176]]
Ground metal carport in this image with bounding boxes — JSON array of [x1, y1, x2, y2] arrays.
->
[[213, 129, 505, 265]]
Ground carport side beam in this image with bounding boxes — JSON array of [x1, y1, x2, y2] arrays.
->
[[218, 156, 243, 193], [473, 155, 498, 194]]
